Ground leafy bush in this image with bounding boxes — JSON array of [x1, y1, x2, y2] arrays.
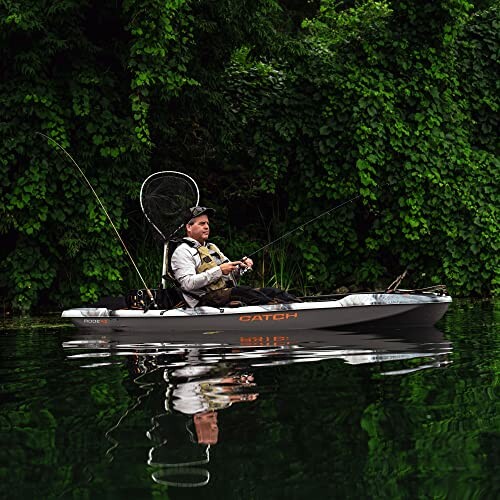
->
[[1, 0, 498, 312]]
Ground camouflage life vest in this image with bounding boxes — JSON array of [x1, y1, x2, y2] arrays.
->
[[196, 243, 227, 291]]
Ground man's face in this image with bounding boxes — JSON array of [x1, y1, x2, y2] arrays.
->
[[194, 411, 219, 445], [186, 215, 210, 243]]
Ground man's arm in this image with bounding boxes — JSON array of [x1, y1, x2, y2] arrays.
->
[[171, 244, 243, 292]]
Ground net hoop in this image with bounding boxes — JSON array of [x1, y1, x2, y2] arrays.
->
[[140, 170, 200, 240]]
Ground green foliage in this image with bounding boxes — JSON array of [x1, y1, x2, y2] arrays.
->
[[0, 0, 161, 311], [124, 0, 198, 146], [220, 0, 499, 296], [0, 0, 498, 311]]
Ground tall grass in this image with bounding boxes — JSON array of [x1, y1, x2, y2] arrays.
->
[[224, 206, 308, 296], [260, 240, 307, 295]]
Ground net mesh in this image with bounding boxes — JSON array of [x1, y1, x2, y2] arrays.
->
[[140, 171, 199, 240]]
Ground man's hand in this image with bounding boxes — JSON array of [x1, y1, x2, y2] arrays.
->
[[220, 261, 242, 275], [240, 257, 254, 269]]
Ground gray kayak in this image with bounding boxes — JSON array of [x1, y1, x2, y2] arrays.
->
[[61, 292, 451, 333]]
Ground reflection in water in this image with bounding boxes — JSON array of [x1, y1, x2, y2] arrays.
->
[[146, 359, 258, 488], [62, 327, 452, 488]]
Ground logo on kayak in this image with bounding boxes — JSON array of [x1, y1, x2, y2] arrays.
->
[[239, 312, 298, 322], [83, 319, 109, 325]]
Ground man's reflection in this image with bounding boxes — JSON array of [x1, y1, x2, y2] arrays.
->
[[192, 390, 258, 446], [146, 360, 259, 487], [169, 366, 259, 445], [193, 411, 219, 445]]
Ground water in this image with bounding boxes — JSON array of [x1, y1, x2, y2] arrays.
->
[[0, 300, 498, 499]]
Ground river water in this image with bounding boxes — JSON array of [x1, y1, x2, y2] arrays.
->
[[0, 300, 498, 499]]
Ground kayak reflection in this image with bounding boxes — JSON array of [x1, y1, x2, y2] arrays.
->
[[63, 327, 452, 488]]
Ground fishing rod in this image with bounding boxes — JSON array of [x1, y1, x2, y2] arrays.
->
[[246, 178, 397, 259], [37, 132, 156, 305]]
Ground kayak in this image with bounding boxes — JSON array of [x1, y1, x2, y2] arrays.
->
[[61, 291, 451, 332]]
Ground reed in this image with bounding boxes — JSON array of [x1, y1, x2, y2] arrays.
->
[[260, 241, 306, 294], [241, 207, 308, 295]]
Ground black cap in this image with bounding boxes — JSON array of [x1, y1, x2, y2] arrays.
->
[[185, 206, 215, 223]]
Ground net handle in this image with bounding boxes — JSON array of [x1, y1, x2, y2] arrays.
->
[[139, 170, 200, 240]]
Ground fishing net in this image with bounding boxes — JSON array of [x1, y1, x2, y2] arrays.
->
[[140, 171, 200, 240]]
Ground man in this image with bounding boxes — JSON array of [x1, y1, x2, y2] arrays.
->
[[170, 206, 298, 307]]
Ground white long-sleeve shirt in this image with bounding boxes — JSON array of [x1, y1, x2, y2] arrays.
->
[[170, 238, 235, 307]]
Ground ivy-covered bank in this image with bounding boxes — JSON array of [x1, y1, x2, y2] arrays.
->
[[0, 0, 498, 312]]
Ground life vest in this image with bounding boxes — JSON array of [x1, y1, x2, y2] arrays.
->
[[196, 243, 227, 291], [166, 238, 228, 291]]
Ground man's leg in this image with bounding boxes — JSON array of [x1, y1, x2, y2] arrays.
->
[[197, 286, 300, 308], [197, 288, 233, 307], [257, 287, 302, 303], [229, 286, 277, 305]]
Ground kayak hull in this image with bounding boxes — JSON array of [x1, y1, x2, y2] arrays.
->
[[61, 293, 451, 333]]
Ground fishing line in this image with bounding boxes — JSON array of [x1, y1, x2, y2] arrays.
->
[[246, 178, 397, 259], [36, 132, 155, 302]]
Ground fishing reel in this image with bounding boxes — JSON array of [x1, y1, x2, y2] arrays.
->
[[238, 264, 251, 276], [238, 257, 252, 276]]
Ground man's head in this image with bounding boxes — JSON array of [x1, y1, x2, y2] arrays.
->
[[193, 411, 219, 445], [185, 206, 215, 244]]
